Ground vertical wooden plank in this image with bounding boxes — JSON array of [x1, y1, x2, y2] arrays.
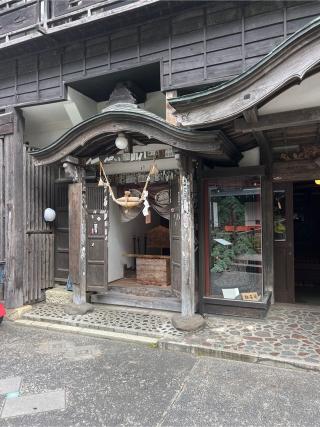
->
[[103, 185, 109, 287], [0, 138, 4, 261], [179, 155, 195, 316], [261, 176, 274, 302], [203, 7, 207, 80], [168, 18, 172, 87], [241, 11, 245, 72], [50, 232, 54, 287], [4, 109, 24, 308], [170, 175, 181, 297], [35, 163, 39, 232], [60, 49, 64, 98], [69, 180, 87, 304], [22, 145, 27, 303]]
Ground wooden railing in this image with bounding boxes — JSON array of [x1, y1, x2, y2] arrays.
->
[[0, 0, 155, 47]]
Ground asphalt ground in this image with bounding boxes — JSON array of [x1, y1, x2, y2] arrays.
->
[[0, 321, 320, 427]]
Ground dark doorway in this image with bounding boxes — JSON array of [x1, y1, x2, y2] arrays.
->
[[294, 181, 320, 304]]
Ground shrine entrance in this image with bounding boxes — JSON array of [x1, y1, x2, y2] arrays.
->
[[90, 168, 183, 311], [31, 83, 240, 315]]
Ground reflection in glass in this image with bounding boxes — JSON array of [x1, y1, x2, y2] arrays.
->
[[273, 190, 286, 241], [208, 177, 263, 301]]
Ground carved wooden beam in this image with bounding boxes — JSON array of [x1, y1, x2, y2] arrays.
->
[[235, 107, 320, 133], [31, 105, 241, 166]]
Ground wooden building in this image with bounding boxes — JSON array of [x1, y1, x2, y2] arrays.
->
[[1, 0, 320, 319]]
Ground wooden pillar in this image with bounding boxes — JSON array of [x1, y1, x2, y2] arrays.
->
[[261, 176, 274, 302], [4, 109, 24, 308], [66, 161, 87, 305], [179, 155, 195, 316]]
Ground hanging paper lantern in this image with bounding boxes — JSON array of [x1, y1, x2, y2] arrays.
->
[[44, 208, 56, 222]]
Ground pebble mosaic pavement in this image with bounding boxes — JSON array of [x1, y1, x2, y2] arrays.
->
[[23, 303, 320, 368], [185, 304, 320, 366], [23, 303, 184, 338]]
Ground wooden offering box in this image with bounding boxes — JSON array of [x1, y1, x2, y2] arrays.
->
[[126, 254, 171, 286]]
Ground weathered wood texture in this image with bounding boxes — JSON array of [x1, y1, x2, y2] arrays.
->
[[4, 110, 24, 308], [179, 155, 195, 316], [261, 176, 274, 302], [273, 160, 320, 182], [23, 146, 55, 304], [0, 2, 318, 106], [54, 182, 69, 282], [0, 137, 5, 263], [170, 176, 181, 298], [0, 0, 149, 46], [136, 256, 170, 287], [235, 107, 320, 133], [86, 183, 108, 293], [68, 180, 87, 304], [273, 182, 295, 303]]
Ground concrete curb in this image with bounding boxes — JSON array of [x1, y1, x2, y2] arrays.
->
[[13, 318, 320, 373], [158, 339, 320, 373], [14, 319, 159, 347]]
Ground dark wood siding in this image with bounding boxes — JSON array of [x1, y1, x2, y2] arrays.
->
[[0, 2, 319, 107], [170, 176, 181, 297], [23, 146, 55, 304], [54, 182, 69, 283]]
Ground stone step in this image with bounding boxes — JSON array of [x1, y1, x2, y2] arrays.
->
[[91, 291, 181, 312], [45, 287, 73, 305]]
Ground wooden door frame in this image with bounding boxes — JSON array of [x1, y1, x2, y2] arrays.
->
[[198, 166, 271, 318], [273, 181, 295, 303], [86, 182, 108, 293]]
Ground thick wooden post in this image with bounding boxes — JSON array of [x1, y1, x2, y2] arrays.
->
[[261, 176, 274, 302], [67, 165, 87, 305], [179, 155, 195, 316], [4, 109, 24, 308]]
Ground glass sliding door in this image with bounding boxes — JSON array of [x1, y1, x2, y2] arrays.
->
[[206, 176, 263, 301]]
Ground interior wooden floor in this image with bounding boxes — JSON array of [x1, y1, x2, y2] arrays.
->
[[110, 277, 171, 288]]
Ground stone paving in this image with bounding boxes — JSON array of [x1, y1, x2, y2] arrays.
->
[[175, 304, 320, 368], [21, 302, 320, 370], [22, 303, 183, 338]]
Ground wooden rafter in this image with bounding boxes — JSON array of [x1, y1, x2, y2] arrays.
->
[[235, 107, 320, 133]]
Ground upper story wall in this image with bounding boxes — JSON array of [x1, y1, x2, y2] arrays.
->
[[0, 0, 319, 108]]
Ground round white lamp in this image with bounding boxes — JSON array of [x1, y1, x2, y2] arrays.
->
[[115, 132, 128, 150], [44, 208, 56, 222]]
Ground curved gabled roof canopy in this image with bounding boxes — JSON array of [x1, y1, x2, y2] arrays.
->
[[31, 103, 241, 166], [170, 16, 320, 128]]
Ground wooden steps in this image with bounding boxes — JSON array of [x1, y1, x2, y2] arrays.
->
[[91, 290, 181, 312]]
